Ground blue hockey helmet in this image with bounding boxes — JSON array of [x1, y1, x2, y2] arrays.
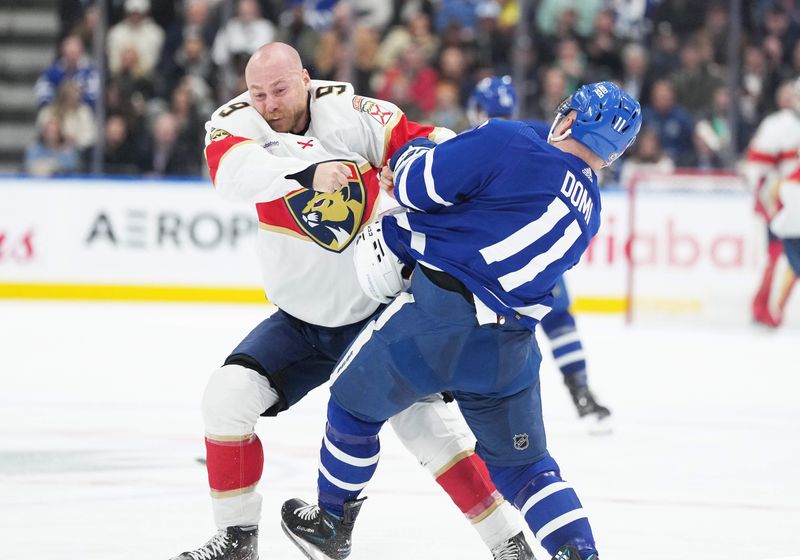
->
[[548, 81, 641, 165], [468, 75, 518, 124]]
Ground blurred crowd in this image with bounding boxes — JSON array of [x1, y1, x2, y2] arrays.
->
[[24, 0, 800, 181]]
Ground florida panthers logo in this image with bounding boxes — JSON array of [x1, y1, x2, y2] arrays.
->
[[284, 162, 366, 252]]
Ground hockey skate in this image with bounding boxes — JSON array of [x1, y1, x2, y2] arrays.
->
[[169, 525, 258, 560], [281, 497, 365, 560], [551, 544, 598, 560], [565, 376, 611, 435], [491, 531, 536, 560]]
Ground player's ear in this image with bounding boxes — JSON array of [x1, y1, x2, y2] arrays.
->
[[301, 69, 311, 88], [555, 112, 577, 137]]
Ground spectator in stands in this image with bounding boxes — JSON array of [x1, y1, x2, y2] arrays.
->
[[102, 114, 140, 175], [36, 81, 96, 153], [620, 43, 652, 104], [34, 34, 99, 110], [350, 0, 392, 31], [24, 118, 81, 177], [583, 9, 623, 81], [700, 2, 730, 65], [434, 0, 480, 34], [553, 37, 586, 93], [536, 0, 603, 38], [649, 22, 682, 78], [375, 43, 438, 120], [162, 0, 217, 65], [740, 43, 780, 122], [437, 46, 472, 104], [761, 4, 798, 62], [353, 26, 380, 96], [375, 10, 439, 70], [618, 127, 675, 188], [670, 38, 724, 117], [643, 79, 696, 166], [531, 66, 567, 120], [157, 31, 216, 102], [694, 85, 735, 169], [69, 3, 98, 51], [167, 83, 206, 158], [429, 79, 470, 132], [107, 0, 165, 80], [276, 1, 322, 73], [212, 0, 276, 97], [138, 112, 201, 177], [473, 1, 512, 74]]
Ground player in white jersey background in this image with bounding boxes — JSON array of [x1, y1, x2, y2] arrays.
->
[[467, 76, 611, 432], [743, 78, 800, 328], [767, 161, 800, 320], [170, 42, 532, 560]]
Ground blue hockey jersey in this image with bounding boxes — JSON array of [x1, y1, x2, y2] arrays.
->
[[382, 119, 601, 330]]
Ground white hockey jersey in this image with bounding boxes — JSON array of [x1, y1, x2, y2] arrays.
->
[[744, 108, 800, 219], [205, 80, 453, 327], [772, 166, 800, 237]]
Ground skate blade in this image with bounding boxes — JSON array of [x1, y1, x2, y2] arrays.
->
[[582, 414, 613, 436], [281, 520, 338, 560]]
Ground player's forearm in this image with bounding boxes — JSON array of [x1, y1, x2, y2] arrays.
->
[[209, 142, 313, 203]]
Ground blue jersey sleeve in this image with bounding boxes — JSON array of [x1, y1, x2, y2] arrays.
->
[[389, 121, 512, 212]]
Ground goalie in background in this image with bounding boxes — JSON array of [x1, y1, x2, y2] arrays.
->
[[467, 76, 611, 431], [767, 161, 800, 309], [743, 78, 800, 328]]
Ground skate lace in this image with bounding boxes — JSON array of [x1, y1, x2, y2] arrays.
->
[[294, 503, 321, 521], [492, 539, 522, 560], [188, 530, 230, 560]]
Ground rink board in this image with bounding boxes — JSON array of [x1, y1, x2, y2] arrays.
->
[[1, 177, 795, 323]]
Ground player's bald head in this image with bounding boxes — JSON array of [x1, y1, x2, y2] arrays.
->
[[246, 42, 303, 84], [245, 42, 311, 133]]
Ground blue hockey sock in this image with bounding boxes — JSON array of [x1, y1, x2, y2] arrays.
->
[[547, 325, 587, 379], [488, 455, 597, 558], [317, 398, 384, 517]]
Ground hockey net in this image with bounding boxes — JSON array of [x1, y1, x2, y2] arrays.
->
[[621, 169, 769, 326]]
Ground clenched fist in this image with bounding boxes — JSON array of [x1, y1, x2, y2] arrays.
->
[[313, 162, 351, 193], [378, 165, 395, 198]]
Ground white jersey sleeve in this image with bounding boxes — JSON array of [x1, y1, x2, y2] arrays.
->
[[204, 93, 316, 204]]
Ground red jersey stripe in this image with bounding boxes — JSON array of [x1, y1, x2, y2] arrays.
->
[[383, 115, 436, 167], [205, 135, 252, 185]]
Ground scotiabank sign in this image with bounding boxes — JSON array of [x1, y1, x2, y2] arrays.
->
[[566, 190, 764, 304], [0, 178, 261, 287]]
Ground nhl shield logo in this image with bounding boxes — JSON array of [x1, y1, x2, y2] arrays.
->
[[284, 161, 366, 253], [513, 433, 529, 451]]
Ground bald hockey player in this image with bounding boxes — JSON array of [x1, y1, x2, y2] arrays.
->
[[169, 42, 531, 560]]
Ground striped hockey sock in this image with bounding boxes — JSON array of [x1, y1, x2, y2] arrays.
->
[[489, 455, 597, 557], [317, 399, 383, 517]]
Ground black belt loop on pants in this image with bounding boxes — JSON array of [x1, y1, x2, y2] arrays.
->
[[419, 265, 475, 305]]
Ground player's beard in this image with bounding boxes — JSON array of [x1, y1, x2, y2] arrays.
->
[[266, 103, 307, 134]]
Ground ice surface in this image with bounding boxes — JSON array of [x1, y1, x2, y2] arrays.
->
[[0, 301, 798, 560]]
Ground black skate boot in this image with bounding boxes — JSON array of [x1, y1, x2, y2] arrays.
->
[[552, 544, 598, 560], [491, 531, 536, 559], [564, 375, 611, 433], [170, 525, 258, 560], [281, 497, 366, 560]]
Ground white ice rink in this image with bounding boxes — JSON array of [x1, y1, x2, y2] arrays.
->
[[1, 300, 798, 560]]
